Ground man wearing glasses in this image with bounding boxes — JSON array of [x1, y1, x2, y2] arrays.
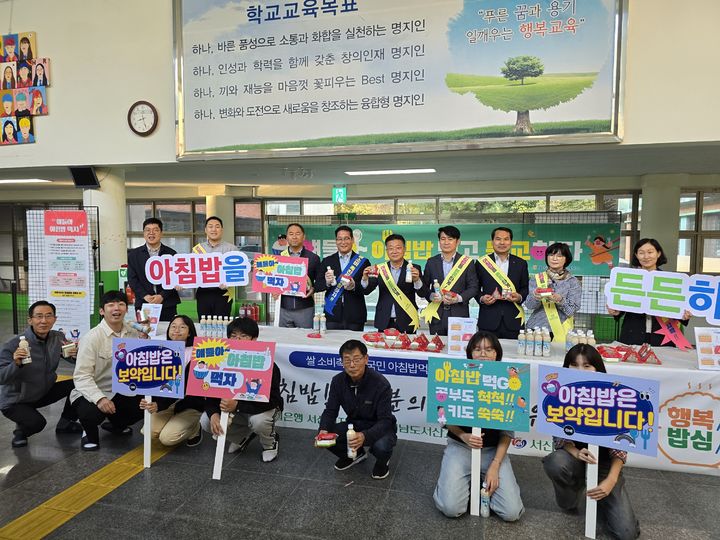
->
[[318, 339, 397, 479], [0, 301, 82, 448]]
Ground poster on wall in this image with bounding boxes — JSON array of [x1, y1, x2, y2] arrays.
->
[[27, 210, 94, 342], [177, 0, 622, 158]]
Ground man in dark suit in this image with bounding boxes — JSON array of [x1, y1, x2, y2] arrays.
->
[[421, 226, 479, 336], [277, 223, 322, 328], [476, 227, 529, 339], [127, 218, 181, 322], [361, 234, 428, 333], [316, 225, 371, 331]]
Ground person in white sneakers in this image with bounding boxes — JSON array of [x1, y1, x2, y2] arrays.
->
[[201, 317, 282, 462]]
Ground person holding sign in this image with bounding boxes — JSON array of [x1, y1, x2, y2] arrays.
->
[[193, 216, 236, 318], [318, 339, 397, 479], [524, 242, 582, 341], [139, 315, 205, 447], [542, 344, 640, 540], [201, 317, 283, 462], [421, 226, 479, 336], [606, 238, 691, 347], [476, 227, 529, 339], [277, 223, 321, 329], [71, 291, 145, 451], [361, 234, 428, 333], [0, 301, 82, 448], [316, 225, 371, 331], [433, 331, 524, 521]]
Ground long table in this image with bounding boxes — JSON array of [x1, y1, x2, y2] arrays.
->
[[256, 327, 719, 476]]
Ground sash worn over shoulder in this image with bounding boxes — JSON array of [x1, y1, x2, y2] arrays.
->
[[379, 263, 419, 332], [654, 316, 692, 350], [193, 243, 233, 304], [535, 272, 572, 343], [478, 255, 525, 324], [324, 253, 366, 315], [422, 255, 473, 324]]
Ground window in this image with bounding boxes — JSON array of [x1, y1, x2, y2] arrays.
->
[[397, 198, 436, 215], [266, 200, 300, 215], [303, 202, 334, 215], [335, 199, 394, 215], [677, 190, 720, 274], [235, 202, 262, 234], [439, 196, 546, 215], [679, 195, 696, 231], [126, 201, 204, 251], [549, 194, 596, 212]]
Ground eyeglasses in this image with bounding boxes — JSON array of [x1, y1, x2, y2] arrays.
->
[[473, 347, 496, 355], [342, 357, 365, 366], [32, 314, 56, 320]]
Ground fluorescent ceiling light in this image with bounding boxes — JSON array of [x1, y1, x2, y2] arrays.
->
[[345, 168, 436, 176], [0, 179, 51, 184]]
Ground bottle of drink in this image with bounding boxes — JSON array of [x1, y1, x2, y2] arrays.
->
[[577, 330, 587, 345], [199, 316, 207, 337], [480, 482, 490, 518], [130, 321, 151, 334], [313, 312, 320, 333], [542, 328, 551, 357], [517, 330, 526, 356], [18, 336, 32, 365], [327, 266, 337, 287], [533, 328, 543, 357], [224, 316, 230, 335], [433, 279, 441, 299], [214, 316, 221, 338], [565, 331, 575, 353], [319, 314, 327, 335], [405, 260, 413, 283], [587, 330, 596, 347], [346, 423, 357, 459]]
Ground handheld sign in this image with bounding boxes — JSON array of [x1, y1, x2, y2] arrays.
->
[[427, 357, 531, 516], [252, 253, 309, 297]]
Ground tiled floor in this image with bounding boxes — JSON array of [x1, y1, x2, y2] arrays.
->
[[1, 399, 718, 539]]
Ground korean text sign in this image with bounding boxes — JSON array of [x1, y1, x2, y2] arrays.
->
[[536, 364, 660, 457], [252, 253, 309, 297], [187, 337, 275, 402], [112, 338, 185, 399], [426, 357, 531, 432], [145, 251, 251, 289], [604, 267, 720, 325]]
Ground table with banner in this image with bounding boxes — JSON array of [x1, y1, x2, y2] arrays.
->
[[252, 327, 718, 476]]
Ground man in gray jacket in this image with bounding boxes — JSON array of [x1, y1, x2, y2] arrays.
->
[[0, 301, 82, 448]]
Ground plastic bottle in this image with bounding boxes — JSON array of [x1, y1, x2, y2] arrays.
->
[[252, 304, 260, 322], [18, 336, 32, 365], [346, 423, 357, 459], [130, 321, 151, 335], [587, 330, 596, 347], [327, 266, 337, 287], [199, 316, 207, 337], [533, 328, 543, 357], [214, 316, 221, 338], [319, 314, 327, 335], [480, 482, 490, 518], [542, 328, 551, 357], [433, 279, 441, 299], [577, 329, 587, 345], [405, 260, 413, 283], [313, 312, 320, 333], [565, 331, 575, 353], [517, 330, 526, 356]]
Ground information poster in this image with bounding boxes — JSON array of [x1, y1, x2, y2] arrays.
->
[[535, 364, 660, 457], [179, 0, 621, 157], [447, 317, 476, 356], [252, 253, 309, 296], [695, 328, 720, 371], [111, 338, 185, 399]]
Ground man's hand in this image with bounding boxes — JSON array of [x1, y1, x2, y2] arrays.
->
[[460, 431, 484, 449], [485, 460, 501, 496], [210, 413, 224, 436], [682, 309, 692, 321], [506, 292, 522, 303], [219, 399, 238, 413], [411, 266, 420, 282], [12, 346, 28, 366], [97, 397, 116, 415], [143, 294, 154, 303], [344, 277, 355, 291], [325, 269, 335, 285], [304, 286, 315, 299], [587, 476, 617, 501], [481, 294, 497, 305], [442, 292, 459, 305], [348, 430, 365, 451], [362, 266, 372, 280]]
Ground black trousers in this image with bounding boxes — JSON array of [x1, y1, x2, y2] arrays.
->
[[196, 287, 233, 318], [2, 379, 77, 437], [72, 394, 143, 444]]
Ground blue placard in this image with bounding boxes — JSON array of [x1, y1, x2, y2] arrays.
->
[[426, 356, 531, 432], [535, 364, 660, 457], [112, 338, 185, 399]]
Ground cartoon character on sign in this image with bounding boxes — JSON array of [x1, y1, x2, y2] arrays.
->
[[585, 235, 618, 269], [437, 405, 447, 426], [246, 378, 262, 396]]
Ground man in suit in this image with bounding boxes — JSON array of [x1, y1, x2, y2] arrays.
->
[[316, 225, 371, 331], [127, 218, 181, 322], [421, 226, 479, 336], [476, 227, 529, 339], [192, 216, 236, 318], [361, 234, 428, 333], [277, 223, 321, 328]]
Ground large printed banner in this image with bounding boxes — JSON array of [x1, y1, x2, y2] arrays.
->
[[179, 0, 620, 156], [427, 356, 531, 432], [252, 253, 309, 296], [269, 223, 618, 276], [273, 343, 719, 474], [605, 267, 720, 326], [535, 364, 660, 457], [187, 337, 275, 401], [28, 210, 93, 342], [112, 338, 185, 399], [145, 251, 251, 289]]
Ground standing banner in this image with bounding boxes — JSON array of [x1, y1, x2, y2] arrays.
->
[[252, 253, 309, 297], [694, 328, 720, 371], [27, 210, 93, 342]]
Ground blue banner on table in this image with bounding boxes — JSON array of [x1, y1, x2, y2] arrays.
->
[[426, 356, 531, 432], [112, 338, 185, 399], [535, 364, 660, 457]]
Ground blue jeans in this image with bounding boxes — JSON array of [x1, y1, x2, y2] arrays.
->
[[433, 438, 524, 521], [327, 421, 396, 464]]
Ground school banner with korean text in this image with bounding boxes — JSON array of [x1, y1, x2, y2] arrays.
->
[[112, 338, 185, 398], [535, 364, 660, 457], [187, 337, 275, 401], [178, 0, 621, 157], [426, 356, 531, 431], [268, 223, 618, 276], [145, 251, 251, 289], [252, 253, 309, 296]]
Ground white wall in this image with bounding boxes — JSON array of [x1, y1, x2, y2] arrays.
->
[[0, 0, 718, 171]]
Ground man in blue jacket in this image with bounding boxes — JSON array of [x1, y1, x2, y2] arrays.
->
[[0, 301, 82, 447], [318, 339, 397, 479]]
